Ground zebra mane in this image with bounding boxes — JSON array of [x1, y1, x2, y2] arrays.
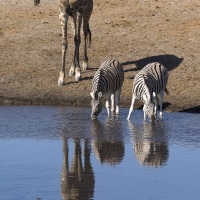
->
[[91, 69, 104, 100], [96, 68, 104, 89]]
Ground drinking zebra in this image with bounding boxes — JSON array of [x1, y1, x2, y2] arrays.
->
[[90, 59, 124, 119], [127, 62, 168, 121]]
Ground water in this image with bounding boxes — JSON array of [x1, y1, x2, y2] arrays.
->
[[0, 106, 200, 200]]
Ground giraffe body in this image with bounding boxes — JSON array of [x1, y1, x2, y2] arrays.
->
[[34, 0, 93, 85]]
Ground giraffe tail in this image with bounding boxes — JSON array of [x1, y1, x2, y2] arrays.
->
[[87, 24, 92, 47], [34, 0, 40, 6]]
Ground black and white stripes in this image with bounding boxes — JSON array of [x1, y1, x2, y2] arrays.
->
[[90, 59, 124, 119], [127, 62, 168, 121]]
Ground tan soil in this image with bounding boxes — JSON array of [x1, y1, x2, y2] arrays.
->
[[0, 0, 200, 112]]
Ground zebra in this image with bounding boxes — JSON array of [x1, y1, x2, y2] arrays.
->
[[127, 62, 168, 121], [90, 59, 124, 119]]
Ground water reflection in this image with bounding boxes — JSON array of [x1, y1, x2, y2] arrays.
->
[[128, 121, 169, 167], [1, 107, 200, 200], [61, 137, 95, 200], [91, 117, 125, 165]]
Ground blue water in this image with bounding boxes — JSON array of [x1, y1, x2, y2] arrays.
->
[[0, 106, 199, 200]]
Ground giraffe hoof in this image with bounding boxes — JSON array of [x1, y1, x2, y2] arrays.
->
[[58, 71, 65, 86], [75, 75, 81, 82], [75, 69, 81, 82], [69, 69, 75, 77], [83, 61, 88, 70], [58, 79, 65, 86]]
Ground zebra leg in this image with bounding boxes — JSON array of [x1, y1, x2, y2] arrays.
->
[[143, 104, 147, 121], [152, 92, 158, 119], [127, 94, 136, 120], [58, 4, 69, 86], [154, 99, 158, 119], [115, 88, 121, 115], [105, 95, 111, 116], [111, 93, 115, 113], [157, 90, 164, 118]]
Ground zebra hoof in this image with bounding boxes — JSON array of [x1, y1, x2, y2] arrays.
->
[[115, 107, 120, 115]]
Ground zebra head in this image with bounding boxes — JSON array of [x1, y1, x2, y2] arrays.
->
[[141, 74, 156, 121], [90, 91, 103, 119]]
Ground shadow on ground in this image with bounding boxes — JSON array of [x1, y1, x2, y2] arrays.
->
[[123, 54, 184, 73], [180, 106, 200, 113]]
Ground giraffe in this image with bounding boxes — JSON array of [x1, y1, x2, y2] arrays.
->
[[61, 137, 95, 199], [34, 0, 93, 85]]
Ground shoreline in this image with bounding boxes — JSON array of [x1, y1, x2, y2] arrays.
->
[[1, 96, 199, 113]]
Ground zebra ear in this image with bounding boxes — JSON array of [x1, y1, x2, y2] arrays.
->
[[142, 75, 151, 101], [90, 91, 95, 99]]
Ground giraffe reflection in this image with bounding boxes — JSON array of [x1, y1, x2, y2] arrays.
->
[[91, 117, 125, 165], [128, 121, 169, 167], [61, 137, 95, 200]]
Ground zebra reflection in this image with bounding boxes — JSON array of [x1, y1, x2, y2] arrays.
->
[[61, 137, 94, 200], [128, 121, 169, 167], [91, 117, 124, 165]]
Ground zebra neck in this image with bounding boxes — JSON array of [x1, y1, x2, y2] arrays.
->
[[143, 83, 152, 101]]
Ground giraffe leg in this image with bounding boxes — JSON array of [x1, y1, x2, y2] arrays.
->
[[70, 12, 82, 82], [69, 17, 75, 77], [58, 4, 68, 86], [61, 136, 69, 187], [82, 24, 90, 70], [75, 13, 82, 82], [82, 2, 93, 70]]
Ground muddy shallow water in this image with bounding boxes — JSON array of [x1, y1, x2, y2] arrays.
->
[[0, 106, 200, 200]]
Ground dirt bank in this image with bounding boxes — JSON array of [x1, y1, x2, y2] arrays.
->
[[0, 0, 199, 112]]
